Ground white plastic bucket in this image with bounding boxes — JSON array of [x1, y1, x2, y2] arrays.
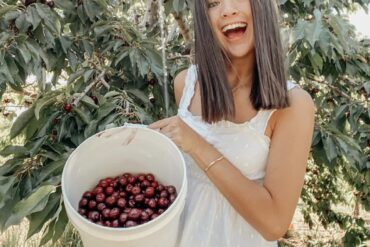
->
[[61, 124, 187, 247]]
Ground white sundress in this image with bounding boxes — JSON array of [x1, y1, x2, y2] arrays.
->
[[175, 65, 298, 247]]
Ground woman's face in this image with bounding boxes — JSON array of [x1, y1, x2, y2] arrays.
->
[[207, 0, 255, 60]]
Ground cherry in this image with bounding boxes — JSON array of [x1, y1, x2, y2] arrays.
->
[[148, 199, 157, 209], [106, 196, 116, 206], [79, 198, 88, 208], [146, 173, 155, 182], [119, 213, 128, 224], [131, 186, 141, 195], [105, 186, 114, 195], [99, 179, 109, 188], [145, 187, 155, 198], [134, 194, 145, 203], [169, 194, 177, 203], [78, 208, 87, 216], [144, 208, 154, 216], [83, 191, 93, 199], [96, 193, 106, 203], [156, 184, 164, 192], [125, 184, 133, 193], [88, 200, 97, 209], [109, 208, 120, 219], [63, 103, 72, 113], [91, 95, 98, 104], [128, 208, 142, 220], [46, 0, 54, 8], [119, 176, 128, 186], [137, 174, 146, 181], [141, 180, 151, 189], [88, 211, 100, 221], [117, 198, 127, 208], [93, 186, 104, 195], [167, 185, 177, 194], [127, 175, 137, 184], [151, 214, 159, 220], [112, 219, 120, 227], [151, 181, 158, 188], [125, 220, 137, 228], [160, 190, 168, 198], [128, 199, 136, 208], [102, 208, 111, 219], [97, 203, 106, 211], [141, 211, 149, 221], [158, 197, 169, 209]]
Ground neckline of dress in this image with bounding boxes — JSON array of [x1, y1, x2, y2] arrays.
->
[[184, 65, 263, 127], [183, 107, 263, 127]]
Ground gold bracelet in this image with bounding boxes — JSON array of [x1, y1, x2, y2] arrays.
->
[[204, 155, 225, 172]]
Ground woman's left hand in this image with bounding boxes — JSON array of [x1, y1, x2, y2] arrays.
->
[[148, 116, 202, 154]]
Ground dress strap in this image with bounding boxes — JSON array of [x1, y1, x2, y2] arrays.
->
[[178, 64, 197, 113], [252, 80, 299, 136]]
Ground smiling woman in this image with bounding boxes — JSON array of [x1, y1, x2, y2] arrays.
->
[[148, 0, 315, 246]]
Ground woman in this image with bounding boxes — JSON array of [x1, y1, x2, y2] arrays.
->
[[149, 0, 315, 246]]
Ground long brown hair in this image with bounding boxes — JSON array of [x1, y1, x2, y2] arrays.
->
[[193, 0, 289, 124]]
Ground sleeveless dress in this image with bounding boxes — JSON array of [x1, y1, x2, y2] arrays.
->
[[175, 65, 299, 247]]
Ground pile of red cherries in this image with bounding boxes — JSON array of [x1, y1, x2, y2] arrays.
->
[[77, 173, 177, 228]]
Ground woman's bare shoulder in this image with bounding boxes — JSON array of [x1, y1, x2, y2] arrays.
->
[[174, 69, 189, 107], [274, 87, 316, 124]]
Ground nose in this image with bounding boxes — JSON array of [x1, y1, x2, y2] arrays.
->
[[221, 1, 238, 18]]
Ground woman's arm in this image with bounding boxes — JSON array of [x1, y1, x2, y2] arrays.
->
[[187, 88, 315, 241]]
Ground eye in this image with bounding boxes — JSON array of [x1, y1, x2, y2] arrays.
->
[[208, 1, 220, 8]]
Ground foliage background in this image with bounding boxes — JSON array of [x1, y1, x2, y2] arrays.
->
[[0, 0, 369, 245]]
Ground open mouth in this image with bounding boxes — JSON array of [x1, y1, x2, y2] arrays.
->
[[222, 22, 248, 40]]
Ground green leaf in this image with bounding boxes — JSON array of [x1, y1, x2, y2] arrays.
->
[[58, 116, 69, 142], [5, 185, 56, 228], [306, 9, 322, 48], [26, 39, 50, 70], [25, 6, 41, 30], [34, 96, 55, 120], [97, 102, 116, 121], [114, 49, 129, 66], [59, 36, 73, 54], [36, 159, 66, 184], [0, 6, 18, 18], [54, 0, 75, 11], [10, 107, 35, 139], [83, 69, 94, 83], [82, 39, 93, 56], [83, 0, 100, 21], [27, 193, 60, 239], [84, 120, 98, 138], [322, 135, 337, 162], [126, 89, 150, 104], [73, 107, 90, 124], [67, 50, 78, 71], [0, 145, 28, 157], [26, 136, 48, 156], [40, 218, 56, 246], [52, 206, 68, 242], [15, 14, 30, 33], [173, 0, 186, 12], [0, 176, 17, 208], [81, 95, 99, 109], [35, 4, 61, 35], [104, 91, 121, 98], [17, 43, 32, 64]]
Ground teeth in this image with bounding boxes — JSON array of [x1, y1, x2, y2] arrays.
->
[[222, 23, 247, 33]]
